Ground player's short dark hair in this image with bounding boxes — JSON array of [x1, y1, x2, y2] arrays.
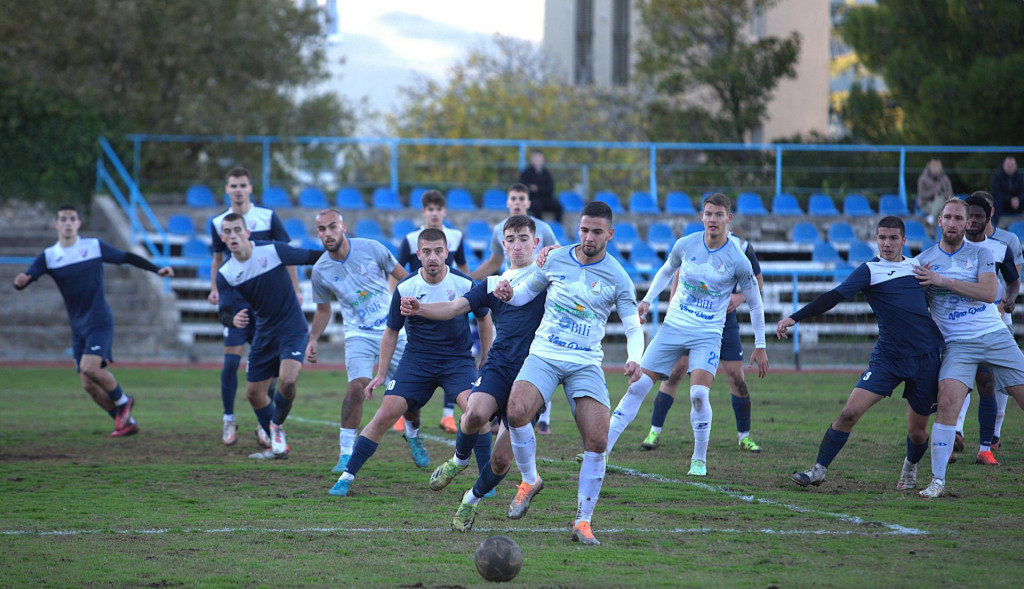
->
[[703, 192, 732, 212], [221, 212, 246, 231], [227, 167, 250, 181], [421, 189, 446, 209], [971, 190, 995, 207], [965, 194, 992, 219], [581, 200, 613, 222], [508, 183, 530, 195], [877, 215, 905, 236], [503, 214, 536, 236], [56, 204, 78, 216], [418, 227, 447, 247]]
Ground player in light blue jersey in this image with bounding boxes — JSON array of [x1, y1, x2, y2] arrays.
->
[[306, 208, 422, 473], [329, 228, 494, 497], [206, 167, 298, 446], [605, 193, 768, 478], [493, 201, 645, 546], [14, 204, 174, 437], [913, 197, 1024, 498], [778, 216, 944, 490], [215, 213, 322, 460]]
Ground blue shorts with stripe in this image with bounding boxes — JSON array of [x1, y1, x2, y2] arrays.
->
[[224, 322, 256, 347], [856, 348, 940, 416], [470, 361, 521, 420], [385, 355, 478, 412], [72, 324, 115, 371], [246, 328, 308, 382]]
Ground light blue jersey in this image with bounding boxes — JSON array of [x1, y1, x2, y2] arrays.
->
[[917, 241, 1003, 342], [311, 238, 398, 340], [489, 216, 558, 269]]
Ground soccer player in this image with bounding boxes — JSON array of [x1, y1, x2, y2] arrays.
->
[[638, 231, 765, 454], [914, 197, 1024, 498], [778, 216, 944, 490], [306, 208, 423, 473], [13, 204, 174, 437], [207, 167, 298, 446], [395, 189, 470, 432], [492, 200, 645, 546], [604, 193, 768, 477], [215, 213, 322, 460], [400, 215, 547, 531], [328, 228, 494, 497]]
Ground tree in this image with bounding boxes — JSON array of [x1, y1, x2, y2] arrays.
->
[[842, 0, 1024, 147]]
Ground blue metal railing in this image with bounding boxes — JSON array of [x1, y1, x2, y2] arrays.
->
[[97, 136, 169, 261]]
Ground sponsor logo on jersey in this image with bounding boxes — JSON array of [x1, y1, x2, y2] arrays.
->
[[258, 257, 267, 268], [552, 301, 597, 320], [447, 289, 456, 301]]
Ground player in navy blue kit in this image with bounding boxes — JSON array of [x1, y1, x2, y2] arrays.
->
[[14, 204, 174, 437], [214, 213, 322, 460], [207, 167, 297, 446], [329, 227, 494, 497], [777, 216, 945, 491]]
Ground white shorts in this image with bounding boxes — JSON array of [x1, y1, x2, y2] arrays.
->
[[940, 329, 1024, 392], [345, 333, 406, 383], [641, 323, 723, 379], [515, 354, 609, 411]]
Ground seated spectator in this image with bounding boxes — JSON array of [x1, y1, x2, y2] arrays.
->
[[991, 155, 1024, 226], [916, 158, 952, 225]]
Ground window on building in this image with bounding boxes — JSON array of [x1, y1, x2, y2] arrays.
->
[[612, 0, 630, 86], [575, 0, 594, 85]]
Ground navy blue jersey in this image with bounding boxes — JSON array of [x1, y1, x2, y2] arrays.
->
[[834, 256, 944, 357], [463, 265, 547, 368], [387, 268, 488, 360], [396, 226, 467, 273], [209, 206, 290, 254]]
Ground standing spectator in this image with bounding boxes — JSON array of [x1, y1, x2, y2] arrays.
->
[[520, 150, 562, 223], [991, 156, 1024, 227], [916, 158, 953, 226]]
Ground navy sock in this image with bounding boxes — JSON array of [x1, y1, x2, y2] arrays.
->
[[815, 427, 850, 468], [979, 395, 997, 446], [254, 404, 274, 438], [472, 431, 492, 471], [345, 436, 379, 476], [105, 384, 124, 403], [221, 354, 241, 415], [272, 391, 293, 425], [454, 428, 478, 462], [731, 394, 751, 433], [907, 436, 929, 464], [651, 392, 675, 428], [107, 408, 117, 419], [472, 460, 508, 499]]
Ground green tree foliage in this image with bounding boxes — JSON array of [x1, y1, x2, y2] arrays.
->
[[843, 84, 903, 145], [842, 0, 1024, 146]]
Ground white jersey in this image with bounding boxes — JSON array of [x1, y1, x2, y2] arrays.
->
[[490, 215, 559, 268], [310, 238, 398, 340], [509, 246, 637, 367], [970, 236, 1013, 326], [917, 241, 1004, 342], [990, 227, 1022, 326]]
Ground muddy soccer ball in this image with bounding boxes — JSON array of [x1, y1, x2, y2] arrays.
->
[[474, 535, 523, 582]]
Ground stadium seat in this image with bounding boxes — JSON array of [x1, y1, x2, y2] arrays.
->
[[630, 241, 662, 276], [298, 186, 329, 209], [772, 193, 804, 216], [594, 191, 625, 214], [904, 219, 929, 243], [684, 221, 704, 236], [483, 188, 507, 211], [299, 236, 325, 251], [166, 214, 196, 236], [185, 185, 217, 208], [372, 187, 403, 210], [878, 194, 909, 216], [1008, 221, 1024, 243], [408, 187, 429, 206], [812, 242, 843, 264], [827, 221, 857, 245], [196, 264, 212, 280], [847, 241, 876, 264], [833, 263, 855, 282], [808, 193, 839, 216], [736, 192, 768, 216], [666, 192, 697, 215], [619, 260, 644, 282], [391, 218, 417, 244], [605, 240, 623, 260], [792, 222, 820, 244], [647, 222, 676, 253], [354, 219, 387, 242], [261, 186, 292, 209], [335, 187, 366, 210], [182, 238, 209, 260], [629, 192, 661, 215], [903, 244, 913, 258], [464, 248, 482, 272], [446, 188, 477, 211], [283, 218, 310, 242], [550, 222, 569, 244], [465, 220, 492, 251], [843, 194, 875, 216], [559, 191, 585, 213], [612, 222, 640, 251]]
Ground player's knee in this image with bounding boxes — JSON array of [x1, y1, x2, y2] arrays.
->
[[730, 378, 748, 398], [490, 452, 512, 475], [665, 368, 684, 388], [583, 435, 607, 454], [835, 406, 861, 429], [461, 410, 486, 432]]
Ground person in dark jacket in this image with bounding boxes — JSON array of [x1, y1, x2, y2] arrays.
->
[[991, 156, 1024, 226], [520, 150, 562, 223]]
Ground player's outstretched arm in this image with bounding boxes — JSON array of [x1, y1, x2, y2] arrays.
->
[[400, 296, 470, 320], [749, 348, 769, 378], [306, 302, 333, 363], [914, 264, 997, 303], [365, 327, 399, 399]]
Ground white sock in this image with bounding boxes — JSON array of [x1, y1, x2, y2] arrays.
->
[[979, 444, 990, 453], [339, 427, 357, 455], [690, 385, 712, 462], [930, 423, 957, 481], [650, 425, 662, 435], [956, 394, 970, 434], [223, 414, 234, 422], [115, 395, 129, 407], [995, 392, 1009, 437], [405, 419, 419, 439], [453, 453, 470, 468], [607, 374, 654, 454], [575, 451, 606, 525], [738, 431, 750, 442], [443, 407, 454, 419], [539, 401, 552, 423], [339, 472, 354, 482], [464, 488, 482, 506], [509, 424, 539, 485]]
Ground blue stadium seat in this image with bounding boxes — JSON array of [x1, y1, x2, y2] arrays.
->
[[594, 191, 625, 214], [446, 188, 477, 211], [736, 192, 768, 216], [335, 187, 366, 210], [185, 185, 217, 208], [372, 187, 403, 210], [408, 187, 429, 206], [808, 194, 839, 216], [684, 221, 704, 236], [666, 192, 697, 215], [196, 264, 212, 280], [647, 222, 676, 253], [354, 219, 386, 242], [559, 191, 585, 213], [619, 260, 645, 282], [812, 242, 843, 264], [391, 218, 417, 244], [605, 240, 623, 260], [833, 263, 855, 282], [827, 221, 857, 245], [298, 186, 329, 209], [903, 244, 913, 258], [792, 222, 820, 244], [1008, 221, 1024, 243], [843, 194, 875, 216], [847, 241, 876, 264], [550, 222, 569, 244], [166, 214, 196, 236], [483, 188, 507, 211], [299, 236, 325, 251], [772, 193, 804, 216], [182, 238, 209, 260], [904, 219, 929, 243], [630, 241, 662, 276], [612, 222, 640, 251], [261, 187, 292, 209], [464, 248, 482, 272], [629, 192, 660, 215], [465, 220, 492, 251], [283, 218, 310, 242], [878, 194, 909, 216]]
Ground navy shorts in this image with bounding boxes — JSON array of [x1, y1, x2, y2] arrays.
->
[[680, 311, 743, 362], [855, 349, 940, 416], [246, 329, 308, 382], [72, 324, 115, 371], [471, 361, 520, 420], [224, 321, 256, 347], [386, 356, 478, 412]]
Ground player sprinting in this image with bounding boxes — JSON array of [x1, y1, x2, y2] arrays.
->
[[13, 204, 174, 437], [492, 200, 645, 546], [214, 213, 322, 459], [400, 215, 547, 531], [328, 228, 494, 496], [604, 193, 768, 477], [778, 216, 944, 490]]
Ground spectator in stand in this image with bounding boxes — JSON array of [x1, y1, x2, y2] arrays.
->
[[520, 150, 562, 223], [917, 158, 953, 226], [991, 156, 1024, 227]]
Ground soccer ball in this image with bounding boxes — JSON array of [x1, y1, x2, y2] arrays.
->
[[474, 535, 523, 582]]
